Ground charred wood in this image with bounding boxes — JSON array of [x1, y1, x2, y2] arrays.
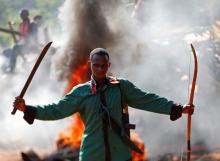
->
[[21, 147, 79, 161]]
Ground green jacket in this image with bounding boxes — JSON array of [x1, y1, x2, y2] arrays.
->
[[29, 78, 173, 161]]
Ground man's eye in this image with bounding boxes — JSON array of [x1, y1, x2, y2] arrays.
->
[[93, 64, 100, 68], [93, 64, 108, 69]]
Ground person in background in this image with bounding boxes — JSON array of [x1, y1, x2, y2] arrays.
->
[[19, 9, 30, 40]]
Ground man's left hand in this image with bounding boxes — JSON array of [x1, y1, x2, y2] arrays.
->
[[182, 104, 194, 115]]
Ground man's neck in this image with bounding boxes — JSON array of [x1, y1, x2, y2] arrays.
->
[[92, 75, 107, 87]]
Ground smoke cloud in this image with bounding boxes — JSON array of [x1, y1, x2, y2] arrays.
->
[[1, 0, 220, 158], [55, 0, 220, 157], [54, 0, 117, 80]]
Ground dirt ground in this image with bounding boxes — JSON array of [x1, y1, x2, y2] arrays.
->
[[0, 148, 52, 161], [0, 151, 22, 161]]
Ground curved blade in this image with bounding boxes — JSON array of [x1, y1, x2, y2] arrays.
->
[[11, 41, 53, 115]]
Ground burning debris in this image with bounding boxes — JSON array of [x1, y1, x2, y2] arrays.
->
[[57, 114, 84, 151], [21, 148, 79, 161]]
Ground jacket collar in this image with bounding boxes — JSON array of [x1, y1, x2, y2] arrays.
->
[[90, 75, 119, 94]]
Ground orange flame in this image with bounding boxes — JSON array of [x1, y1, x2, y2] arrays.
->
[[64, 63, 90, 94], [131, 132, 147, 161], [57, 63, 89, 150]]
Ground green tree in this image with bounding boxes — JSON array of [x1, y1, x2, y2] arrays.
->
[[0, 0, 63, 49]]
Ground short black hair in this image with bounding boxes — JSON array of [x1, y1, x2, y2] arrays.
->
[[20, 9, 29, 17], [89, 48, 110, 61]]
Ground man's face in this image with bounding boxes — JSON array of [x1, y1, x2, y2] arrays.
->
[[90, 54, 110, 80], [20, 12, 29, 21], [35, 18, 43, 26]]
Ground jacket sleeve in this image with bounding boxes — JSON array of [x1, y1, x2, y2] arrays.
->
[[170, 103, 183, 121], [23, 88, 82, 124], [23, 105, 37, 124], [120, 79, 173, 115]]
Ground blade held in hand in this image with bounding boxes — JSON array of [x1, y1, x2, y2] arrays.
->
[[11, 41, 53, 115]]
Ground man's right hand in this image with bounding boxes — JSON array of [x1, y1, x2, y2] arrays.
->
[[13, 96, 26, 112]]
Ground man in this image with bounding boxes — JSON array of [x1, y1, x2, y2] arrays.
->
[[9, 12, 46, 72], [13, 48, 193, 161], [19, 9, 30, 40], [2, 9, 30, 73], [29, 15, 46, 45], [4, 9, 31, 73]]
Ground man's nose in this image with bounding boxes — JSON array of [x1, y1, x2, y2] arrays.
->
[[97, 66, 104, 71]]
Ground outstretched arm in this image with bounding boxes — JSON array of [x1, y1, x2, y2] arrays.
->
[[120, 79, 193, 121], [13, 90, 82, 124]]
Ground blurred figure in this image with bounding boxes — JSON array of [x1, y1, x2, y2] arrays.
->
[[19, 9, 30, 41], [0, 9, 30, 73], [29, 15, 43, 43], [29, 15, 50, 46], [1, 9, 41, 73], [1, 9, 54, 73]]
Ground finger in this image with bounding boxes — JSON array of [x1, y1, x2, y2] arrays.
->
[[17, 99, 23, 103], [184, 104, 191, 108], [188, 104, 195, 108], [15, 100, 21, 105], [182, 109, 188, 114], [182, 108, 190, 114], [15, 96, 21, 100], [15, 96, 23, 101], [14, 99, 19, 104], [16, 99, 24, 104]]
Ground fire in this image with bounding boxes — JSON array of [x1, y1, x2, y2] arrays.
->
[[57, 113, 84, 150], [56, 62, 147, 160], [64, 63, 90, 94], [131, 132, 147, 161], [57, 62, 89, 150]]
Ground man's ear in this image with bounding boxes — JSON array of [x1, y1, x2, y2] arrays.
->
[[108, 62, 111, 68], [88, 60, 91, 65]]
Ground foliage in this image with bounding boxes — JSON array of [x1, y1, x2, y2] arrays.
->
[[0, 0, 63, 49]]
